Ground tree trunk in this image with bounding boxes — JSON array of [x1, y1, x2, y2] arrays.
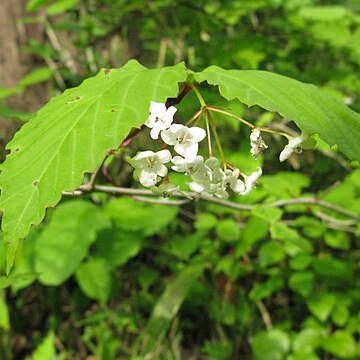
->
[[0, 0, 49, 157]]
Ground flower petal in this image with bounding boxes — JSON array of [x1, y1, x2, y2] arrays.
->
[[139, 170, 158, 187], [156, 149, 172, 163], [189, 127, 206, 142]]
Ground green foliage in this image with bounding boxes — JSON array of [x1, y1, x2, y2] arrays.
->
[[1, 1, 360, 358]]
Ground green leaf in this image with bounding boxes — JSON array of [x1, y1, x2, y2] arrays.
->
[[46, 0, 79, 15], [289, 271, 314, 297], [105, 197, 179, 236], [31, 331, 56, 360], [26, 0, 51, 11], [306, 292, 336, 322], [0, 104, 31, 122], [168, 233, 202, 260], [299, 6, 348, 21], [93, 229, 144, 269], [34, 200, 110, 285], [18, 67, 52, 88], [252, 206, 283, 223], [142, 264, 205, 352], [324, 231, 350, 250], [194, 213, 218, 231], [0, 291, 10, 331], [259, 242, 286, 268], [322, 331, 356, 359], [292, 328, 322, 355], [0, 61, 187, 271], [215, 219, 241, 243], [249, 276, 284, 301], [252, 329, 290, 360], [195, 67, 360, 161], [75, 258, 111, 305], [270, 222, 300, 242]]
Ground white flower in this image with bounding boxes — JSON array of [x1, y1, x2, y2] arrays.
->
[[223, 168, 245, 194], [279, 135, 306, 162], [204, 157, 224, 184], [151, 183, 179, 197], [145, 101, 177, 140], [188, 157, 226, 198], [250, 128, 268, 157], [241, 167, 262, 195], [171, 155, 207, 178], [128, 150, 171, 187], [161, 124, 206, 161]]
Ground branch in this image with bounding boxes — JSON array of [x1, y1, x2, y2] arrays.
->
[[62, 184, 360, 222]]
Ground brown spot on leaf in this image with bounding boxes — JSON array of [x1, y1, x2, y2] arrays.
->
[[33, 181, 39, 187], [104, 69, 110, 74]]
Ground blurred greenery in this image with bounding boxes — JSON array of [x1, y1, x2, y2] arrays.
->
[[0, 0, 360, 359]]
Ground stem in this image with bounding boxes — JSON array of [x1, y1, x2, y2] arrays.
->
[[190, 84, 207, 107], [208, 112, 226, 168], [258, 126, 291, 139], [63, 185, 360, 225], [207, 106, 255, 128], [205, 112, 213, 157]]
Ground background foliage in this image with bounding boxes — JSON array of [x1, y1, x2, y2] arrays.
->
[[0, 0, 360, 359]]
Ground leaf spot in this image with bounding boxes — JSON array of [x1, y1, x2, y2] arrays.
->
[[104, 69, 111, 74], [65, 96, 82, 105], [33, 181, 39, 187]]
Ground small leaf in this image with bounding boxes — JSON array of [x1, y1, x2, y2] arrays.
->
[[322, 331, 356, 359], [18, 67, 52, 87], [215, 219, 241, 243], [34, 200, 110, 285], [46, 0, 78, 15], [75, 258, 111, 305], [252, 206, 283, 223], [259, 242, 285, 268], [252, 329, 290, 360], [31, 331, 56, 360], [289, 271, 314, 297], [306, 292, 336, 322]]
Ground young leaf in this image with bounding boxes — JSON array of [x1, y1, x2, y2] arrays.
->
[[195, 66, 360, 161], [0, 61, 187, 272]]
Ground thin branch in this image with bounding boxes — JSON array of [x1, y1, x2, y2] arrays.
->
[[63, 185, 360, 222], [256, 301, 273, 330], [265, 197, 360, 221]]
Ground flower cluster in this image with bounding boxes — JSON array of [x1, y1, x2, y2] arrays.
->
[[127, 102, 264, 199], [127, 101, 307, 199]]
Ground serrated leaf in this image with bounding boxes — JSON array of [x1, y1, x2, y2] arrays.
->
[[34, 200, 110, 285], [194, 67, 360, 161], [0, 61, 187, 272]]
